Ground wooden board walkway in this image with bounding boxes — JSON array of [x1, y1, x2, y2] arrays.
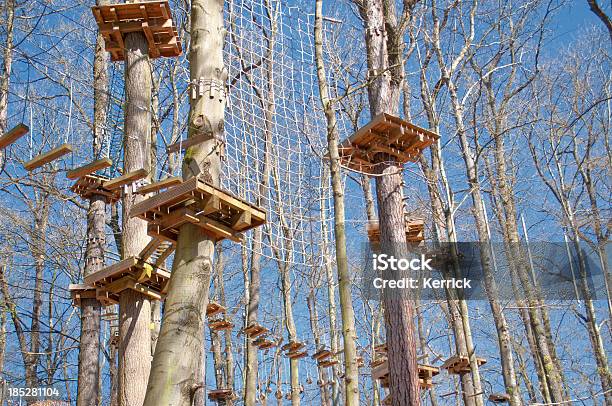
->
[[130, 175, 266, 243], [338, 113, 438, 174], [92, 1, 182, 61]]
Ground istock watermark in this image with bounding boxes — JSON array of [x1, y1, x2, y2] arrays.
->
[[360, 242, 609, 301]]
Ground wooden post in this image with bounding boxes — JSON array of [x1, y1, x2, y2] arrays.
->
[[143, 0, 226, 404]]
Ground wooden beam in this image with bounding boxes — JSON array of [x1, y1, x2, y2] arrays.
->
[[23, 144, 73, 171], [166, 133, 211, 153], [196, 216, 242, 242], [136, 176, 181, 195], [103, 168, 148, 190], [231, 210, 251, 230], [84, 257, 138, 286], [0, 123, 29, 150], [66, 158, 113, 180]]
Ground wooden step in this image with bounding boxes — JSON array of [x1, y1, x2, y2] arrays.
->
[[373, 360, 440, 389], [136, 177, 181, 195], [206, 302, 226, 317], [338, 113, 438, 174], [209, 318, 234, 332], [166, 133, 211, 153], [312, 347, 333, 361], [441, 354, 486, 375], [66, 158, 113, 180], [285, 350, 308, 360], [71, 173, 120, 204], [243, 323, 268, 338], [318, 358, 339, 368], [281, 340, 305, 352], [0, 123, 29, 149], [23, 144, 73, 171], [130, 175, 266, 243], [92, 1, 182, 61]]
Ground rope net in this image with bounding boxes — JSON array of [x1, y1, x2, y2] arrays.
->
[[220, 0, 342, 266]]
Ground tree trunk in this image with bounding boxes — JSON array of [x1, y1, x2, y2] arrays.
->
[[358, 0, 420, 403], [0, 0, 15, 165], [76, 0, 108, 399], [119, 29, 153, 406], [143, 0, 225, 404], [307, 291, 331, 406], [314, 2, 360, 405]]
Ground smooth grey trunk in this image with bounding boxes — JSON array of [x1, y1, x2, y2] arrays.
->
[[314, 2, 360, 404], [143, 0, 225, 404]]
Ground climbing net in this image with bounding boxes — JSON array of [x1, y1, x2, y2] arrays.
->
[[221, 0, 344, 266]]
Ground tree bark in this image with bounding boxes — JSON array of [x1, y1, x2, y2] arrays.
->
[[314, 2, 360, 405], [119, 30, 153, 406], [143, 0, 225, 404], [358, 0, 420, 404], [0, 0, 15, 166], [76, 0, 108, 400]]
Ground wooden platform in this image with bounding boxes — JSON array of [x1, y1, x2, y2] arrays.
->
[[312, 347, 333, 361], [0, 123, 29, 150], [244, 323, 268, 338], [92, 1, 182, 61], [130, 175, 266, 243], [23, 144, 73, 171], [286, 350, 308, 360], [489, 393, 511, 403], [441, 355, 487, 374], [367, 217, 425, 245], [71, 169, 148, 204], [253, 338, 277, 350], [281, 340, 305, 352], [84, 256, 170, 302], [338, 113, 438, 174], [206, 301, 226, 318], [208, 388, 236, 402], [373, 361, 439, 389], [209, 318, 234, 332], [318, 358, 339, 368], [69, 284, 97, 307]]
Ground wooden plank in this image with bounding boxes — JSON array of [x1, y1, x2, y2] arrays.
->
[[196, 216, 242, 242], [139, 238, 163, 262], [0, 123, 29, 149], [98, 18, 172, 34], [103, 276, 136, 294], [158, 207, 199, 230], [231, 210, 251, 230], [131, 281, 162, 300], [103, 168, 148, 190], [66, 158, 113, 180], [84, 257, 138, 286], [131, 176, 199, 218], [196, 180, 267, 223], [136, 176, 181, 195], [23, 144, 73, 171], [166, 133, 212, 153]]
